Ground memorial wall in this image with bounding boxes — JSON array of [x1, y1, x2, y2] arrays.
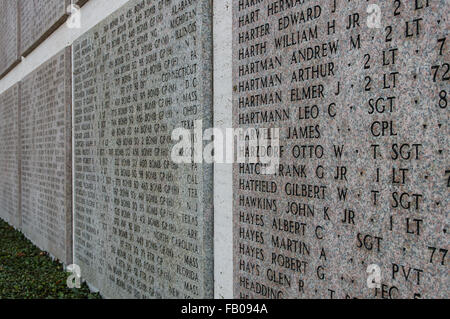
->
[[0, 0, 447, 300], [20, 47, 73, 265], [0, 0, 20, 78], [0, 83, 21, 229], [72, 0, 213, 298], [233, 0, 448, 299]]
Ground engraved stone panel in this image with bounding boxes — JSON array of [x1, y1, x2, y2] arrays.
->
[[233, 0, 449, 299], [0, 83, 21, 229], [19, 0, 70, 57], [73, 0, 213, 298], [0, 0, 20, 78], [21, 47, 72, 264]]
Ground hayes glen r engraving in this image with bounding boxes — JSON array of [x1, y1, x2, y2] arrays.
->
[[73, 0, 213, 298], [20, 48, 73, 265], [233, 0, 449, 298]]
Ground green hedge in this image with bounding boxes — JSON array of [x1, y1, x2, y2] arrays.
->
[[0, 218, 101, 299]]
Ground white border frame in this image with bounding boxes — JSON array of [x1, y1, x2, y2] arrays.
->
[[213, 0, 233, 299]]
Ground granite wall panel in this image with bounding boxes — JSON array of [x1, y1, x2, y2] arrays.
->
[[0, 0, 20, 78], [73, 0, 213, 298], [20, 47, 72, 264], [233, 0, 449, 299], [0, 83, 21, 229], [19, 0, 70, 57]]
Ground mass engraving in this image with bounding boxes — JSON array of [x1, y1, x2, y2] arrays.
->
[[0, 83, 21, 229], [20, 48, 72, 265], [19, 0, 70, 57], [73, 0, 213, 298], [233, 0, 449, 299]]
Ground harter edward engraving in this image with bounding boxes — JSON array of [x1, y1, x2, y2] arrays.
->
[[20, 47, 72, 265], [0, 0, 20, 78], [233, 0, 449, 298], [73, 0, 213, 298], [19, 0, 70, 57], [0, 83, 21, 229]]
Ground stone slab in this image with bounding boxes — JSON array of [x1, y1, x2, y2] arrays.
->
[[20, 47, 72, 265], [0, 0, 20, 78], [0, 83, 21, 229], [19, 0, 70, 57], [73, 0, 213, 298], [233, 0, 449, 299]]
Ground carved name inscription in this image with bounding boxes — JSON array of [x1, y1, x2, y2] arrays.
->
[[0, 0, 20, 78], [233, 0, 449, 299], [73, 0, 213, 298], [19, 0, 70, 56], [0, 83, 20, 229], [20, 48, 72, 264]]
